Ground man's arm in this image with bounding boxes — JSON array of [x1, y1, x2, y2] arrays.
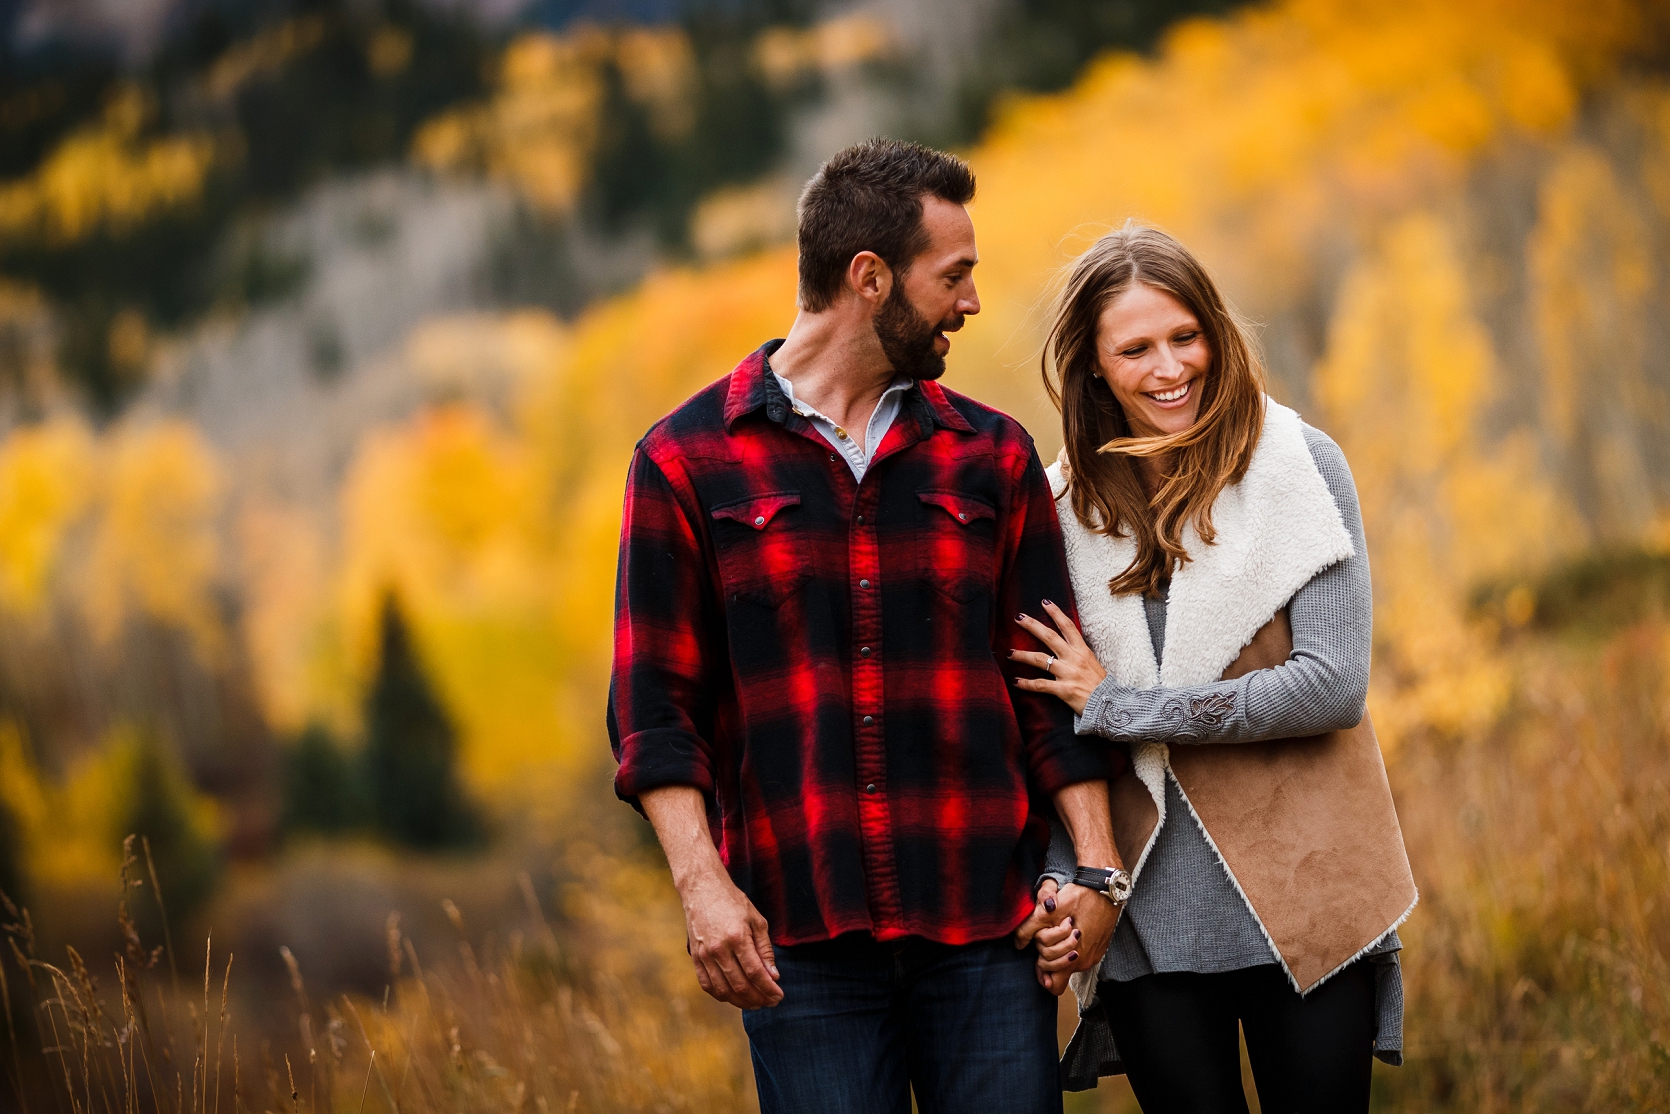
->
[[641, 787, 783, 1008], [610, 449, 781, 1009], [995, 448, 1115, 796]]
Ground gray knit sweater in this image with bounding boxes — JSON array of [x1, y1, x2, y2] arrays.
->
[[1043, 425, 1404, 1087]]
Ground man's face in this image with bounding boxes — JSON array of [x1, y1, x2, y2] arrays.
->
[[873, 197, 981, 381]]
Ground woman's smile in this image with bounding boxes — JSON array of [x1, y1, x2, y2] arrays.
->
[[1145, 379, 1193, 406]]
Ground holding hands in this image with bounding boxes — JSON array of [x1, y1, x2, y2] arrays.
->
[[1010, 600, 1107, 716], [1014, 876, 1120, 995]]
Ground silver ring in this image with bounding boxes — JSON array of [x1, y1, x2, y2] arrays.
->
[[1045, 655, 1055, 674]]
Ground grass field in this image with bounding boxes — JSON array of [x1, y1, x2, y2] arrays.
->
[[4, 612, 1667, 1113]]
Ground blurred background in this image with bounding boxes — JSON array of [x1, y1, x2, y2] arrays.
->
[[1, 0, 1669, 1109]]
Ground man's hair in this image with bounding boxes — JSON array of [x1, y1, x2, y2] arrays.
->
[[795, 138, 976, 312]]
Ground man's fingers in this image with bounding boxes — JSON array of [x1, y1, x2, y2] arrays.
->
[[693, 956, 730, 1003], [1013, 908, 1047, 948], [711, 943, 755, 1000], [752, 921, 781, 982], [736, 931, 784, 1005]]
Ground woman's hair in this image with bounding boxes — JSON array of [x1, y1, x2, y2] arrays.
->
[[1042, 224, 1267, 598]]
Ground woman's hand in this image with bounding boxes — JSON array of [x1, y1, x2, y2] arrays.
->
[[1010, 599, 1107, 716]]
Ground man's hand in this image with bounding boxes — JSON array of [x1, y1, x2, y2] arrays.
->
[[1014, 877, 1118, 995], [678, 865, 784, 1009], [640, 785, 783, 1009]]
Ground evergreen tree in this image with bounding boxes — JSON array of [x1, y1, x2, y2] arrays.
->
[[113, 728, 221, 931], [0, 793, 22, 906], [362, 595, 480, 849], [280, 723, 365, 836]]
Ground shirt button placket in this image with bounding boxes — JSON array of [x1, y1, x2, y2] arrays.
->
[[851, 489, 899, 931]]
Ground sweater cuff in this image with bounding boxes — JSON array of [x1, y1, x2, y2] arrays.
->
[[1075, 675, 1123, 737]]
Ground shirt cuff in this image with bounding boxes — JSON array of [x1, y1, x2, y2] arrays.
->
[[613, 728, 716, 813]]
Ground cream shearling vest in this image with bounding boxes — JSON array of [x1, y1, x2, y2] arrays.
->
[[1048, 399, 1417, 1001]]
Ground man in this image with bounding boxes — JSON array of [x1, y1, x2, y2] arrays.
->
[[607, 139, 1125, 1113]]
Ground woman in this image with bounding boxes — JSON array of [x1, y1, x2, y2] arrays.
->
[[1011, 225, 1415, 1112]]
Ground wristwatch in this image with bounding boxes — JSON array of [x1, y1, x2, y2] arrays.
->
[[1072, 865, 1134, 906]]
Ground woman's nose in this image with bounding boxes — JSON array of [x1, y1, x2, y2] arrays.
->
[[1153, 346, 1186, 380]]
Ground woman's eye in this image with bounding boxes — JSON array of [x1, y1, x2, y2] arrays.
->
[[1175, 332, 1199, 344], [1122, 346, 1146, 358]]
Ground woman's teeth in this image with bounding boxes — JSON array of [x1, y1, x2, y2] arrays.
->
[[1148, 382, 1191, 402]]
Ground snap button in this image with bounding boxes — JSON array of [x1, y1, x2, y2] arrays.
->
[[859, 578, 870, 589], [865, 783, 877, 793], [958, 512, 967, 520], [856, 515, 864, 525], [754, 516, 765, 526], [860, 646, 871, 657], [862, 715, 874, 727]]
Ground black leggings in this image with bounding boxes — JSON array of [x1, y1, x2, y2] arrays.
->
[[1099, 961, 1377, 1114]]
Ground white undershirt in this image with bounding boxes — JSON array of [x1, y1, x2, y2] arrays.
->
[[772, 370, 913, 482]]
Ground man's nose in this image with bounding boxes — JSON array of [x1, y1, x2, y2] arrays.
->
[[960, 282, 981, 317]]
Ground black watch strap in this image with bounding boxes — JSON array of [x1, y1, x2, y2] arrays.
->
[[1072, 865, 1134, 904]]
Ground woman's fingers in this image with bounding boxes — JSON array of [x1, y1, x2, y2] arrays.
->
[[1041, 599, 1090, 651], [1036, 949, 1082, 973], [1009, 649, 1055, 672], [1015, 612, 1070, 656]]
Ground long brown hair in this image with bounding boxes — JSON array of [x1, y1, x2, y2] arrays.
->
[[1042, 224, 1266, 598]]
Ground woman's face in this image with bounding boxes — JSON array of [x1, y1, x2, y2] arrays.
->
[[1094, 283, 1211, 439]]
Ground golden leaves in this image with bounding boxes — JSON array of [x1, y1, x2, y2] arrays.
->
[[0, 417, 93, 612], [0, 88, 214, 246], [412, 26, 698, 215], [83, 421, 226, 655]]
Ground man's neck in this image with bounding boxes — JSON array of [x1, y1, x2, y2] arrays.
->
[[769, 309, 901, 433]]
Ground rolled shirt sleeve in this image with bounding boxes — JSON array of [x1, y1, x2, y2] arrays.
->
[[608, 448, 719, 808]]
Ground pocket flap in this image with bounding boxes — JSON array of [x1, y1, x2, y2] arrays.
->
[[711, 491, 801, 530], [918, 490, 995, 525]]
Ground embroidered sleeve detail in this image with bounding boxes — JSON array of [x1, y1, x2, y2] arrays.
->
[[1154, 691, 1237, 740]]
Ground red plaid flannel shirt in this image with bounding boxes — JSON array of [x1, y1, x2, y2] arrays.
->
[[608, 343, 1116, 946]]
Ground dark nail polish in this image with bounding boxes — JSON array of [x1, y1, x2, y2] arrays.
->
[[1016, 613, 1026, 622], [1043, 897, 1056, 913], [1073, 929, 1081, 941], [1043, 599, 1054, 607], [1068, 951, 1079, 962]]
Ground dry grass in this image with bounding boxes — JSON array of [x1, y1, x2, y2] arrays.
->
[[3, 622, 1668, 1113]]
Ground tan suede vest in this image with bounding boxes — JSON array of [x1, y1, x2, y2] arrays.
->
[[1108, 609, 1417, 992]]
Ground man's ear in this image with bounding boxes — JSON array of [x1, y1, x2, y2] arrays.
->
[[846, 250, 892, 308]]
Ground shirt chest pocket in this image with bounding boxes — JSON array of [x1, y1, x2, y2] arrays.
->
[[710, 491, 809, 607], [916, 490, 997, 601]]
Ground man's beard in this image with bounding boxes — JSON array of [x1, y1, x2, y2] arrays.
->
[[873, 282, 958, 382]]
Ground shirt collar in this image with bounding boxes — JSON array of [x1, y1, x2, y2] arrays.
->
[[723, 340, 974, 434]]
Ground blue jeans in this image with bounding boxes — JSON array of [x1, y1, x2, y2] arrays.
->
[[742, 933, 1062, 1114]]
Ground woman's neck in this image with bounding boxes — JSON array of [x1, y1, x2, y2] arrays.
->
[[1138, 453, 1171, 500]]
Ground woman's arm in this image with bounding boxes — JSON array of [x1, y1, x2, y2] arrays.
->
[[1076, 427, 1372, 745]]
